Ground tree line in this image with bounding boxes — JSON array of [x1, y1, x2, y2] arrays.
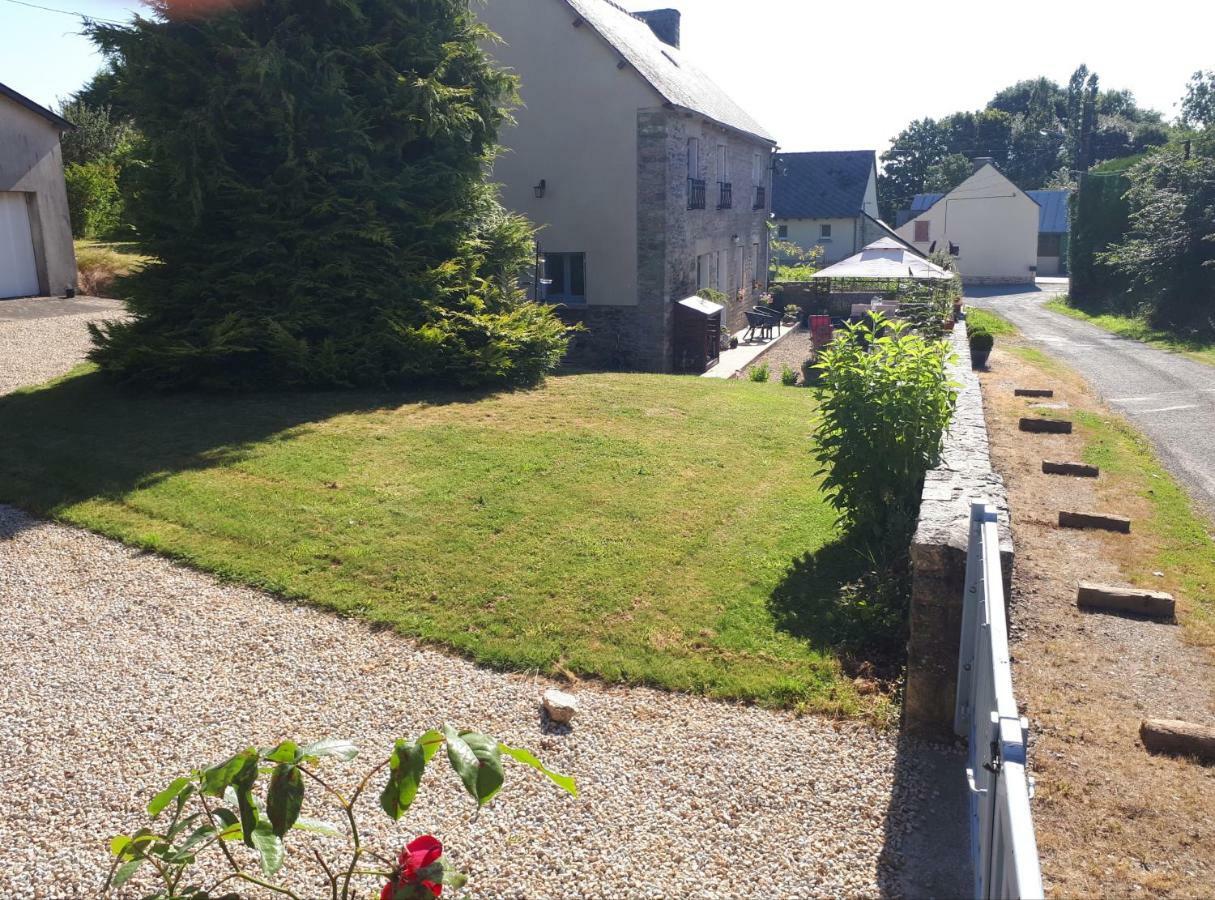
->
[[877, 66, 1171, 221]]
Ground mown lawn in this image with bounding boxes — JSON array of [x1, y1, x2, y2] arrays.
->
[[1045, 300, 1215, 368], [0, 369, 878, 713]]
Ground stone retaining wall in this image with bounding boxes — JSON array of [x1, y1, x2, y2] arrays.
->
[[904, 321, 1014, 739]]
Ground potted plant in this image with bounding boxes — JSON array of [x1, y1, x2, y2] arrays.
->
[[969, 326, 994, 369]]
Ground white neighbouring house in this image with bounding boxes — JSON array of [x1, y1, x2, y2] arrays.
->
[[477, 0, 776, 372], [896, 159, 1040, 285], [0, 82, 76, 300]]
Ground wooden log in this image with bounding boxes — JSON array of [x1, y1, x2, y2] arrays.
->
[[1015, 388, 1055, 398], [1077, 581, 1174, 618], [1059, 511, 1131, 533], [1020, 417, 1073, 434], [1043, 460, 1100, 478], [1140, 719, 1215, 762]]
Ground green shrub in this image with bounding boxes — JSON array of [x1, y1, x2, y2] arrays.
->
[[780, 365, 799, 386], [749, 362, 770, 382], [64, 160, 123, 239], [968, 327, 994, 352], [84, 0, 570, 391], [812, 314, 957, 547]]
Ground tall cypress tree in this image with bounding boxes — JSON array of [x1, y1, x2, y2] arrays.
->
[[86, 0, 568, 390]]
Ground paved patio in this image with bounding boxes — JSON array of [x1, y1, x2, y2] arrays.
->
[[703, 321, 800, 379]]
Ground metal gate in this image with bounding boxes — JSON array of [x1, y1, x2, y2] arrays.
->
[[955, 503, 1044, 900]]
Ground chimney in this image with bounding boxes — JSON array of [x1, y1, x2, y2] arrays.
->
[[636, 8, 681, 49], [972, 156, 995, 173]]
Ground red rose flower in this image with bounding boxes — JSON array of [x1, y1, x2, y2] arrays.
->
[[382, 835, 444, 900]]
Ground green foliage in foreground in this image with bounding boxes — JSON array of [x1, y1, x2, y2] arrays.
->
[[1046, 300, 1215, 367], [107, 731, 574, 898], [0, 371, 871, 713], [84, 0, 568, 390], [813, 316, 957, 548]]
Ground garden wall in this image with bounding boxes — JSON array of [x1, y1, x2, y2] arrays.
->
[[905, 321, 1014, 739]]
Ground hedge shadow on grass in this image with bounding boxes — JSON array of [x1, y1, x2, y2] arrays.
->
[[0, 368, 511, 537], [768, 540, 909, 673]]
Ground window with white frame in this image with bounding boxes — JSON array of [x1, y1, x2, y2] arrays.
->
[[752, 151, 763, 185], [820, 224, 832, 240], [543, 252, 586, 304]]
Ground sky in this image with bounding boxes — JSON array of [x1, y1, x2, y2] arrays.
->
[[1, 0, 1212, 154]]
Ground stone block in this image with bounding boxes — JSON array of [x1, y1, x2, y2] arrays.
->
[[1059, 511, 1131, 533], [1020, 417, 1073, 434], [1042, 460, 1100, 478], [1077, 581, 1174, 618]]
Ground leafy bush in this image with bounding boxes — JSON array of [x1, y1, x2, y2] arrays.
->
[[969, 326, 995, 352], [64, 160, 124, 240], [781, 365, 799, 386], [812, 314, 957, 547], [1099, 140, 1215, 332], [749, 362, 770, 382], [84, 0, 570, 390], [105, 729, 575, 899]]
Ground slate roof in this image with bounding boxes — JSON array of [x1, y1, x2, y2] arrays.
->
[[0, 81, 72, 131], [906, 187, 1071, 234], [771, 150, 876, 219], [565, 0, 774, 143], [1026, 190, 1071, 234]]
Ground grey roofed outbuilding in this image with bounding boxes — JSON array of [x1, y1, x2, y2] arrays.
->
[[564, 0, 774, 143], [771, 150, 876, 219], [0, 82, 72, 131], [905, 188, 1071, 234]]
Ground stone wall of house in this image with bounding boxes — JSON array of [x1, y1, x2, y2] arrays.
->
[[556, 306, 646, 371], [904, 321, 1014, 740], [635, 108, 774, 364]]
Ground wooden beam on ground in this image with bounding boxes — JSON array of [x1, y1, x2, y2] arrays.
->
[[1077, 581, 1174, 618], [1016, 388, 1055, 398], [1059, 511, 1131, 533], [1020, 417, 1073, 434], [1043, 461, 1100, 478], [1140, 719, 1215, 763]]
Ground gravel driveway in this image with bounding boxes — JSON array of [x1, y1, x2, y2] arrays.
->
[[967, 284, 1215, 520], [0, 303, 969, 898]]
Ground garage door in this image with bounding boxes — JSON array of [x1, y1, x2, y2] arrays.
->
[[0, 192, 40, 299]]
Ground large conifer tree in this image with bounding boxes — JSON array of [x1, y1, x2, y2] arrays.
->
[[87, 0, 568, 390]]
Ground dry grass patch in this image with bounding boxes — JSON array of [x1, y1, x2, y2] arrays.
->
[[979, 342, 1215, 897]]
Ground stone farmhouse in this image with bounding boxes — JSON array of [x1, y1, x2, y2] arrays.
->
[[478, 0, 776, 371]]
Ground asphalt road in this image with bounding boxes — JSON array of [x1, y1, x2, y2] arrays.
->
[[967, 284, 1215, 522]]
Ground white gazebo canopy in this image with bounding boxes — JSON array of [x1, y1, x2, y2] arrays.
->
[[811, 238, 956, 281]]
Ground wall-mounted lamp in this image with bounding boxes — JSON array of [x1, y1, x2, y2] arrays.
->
[[533, 179, 547, 199]]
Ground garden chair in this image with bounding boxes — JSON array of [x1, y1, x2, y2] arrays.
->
[[744, 310, 773, 342]]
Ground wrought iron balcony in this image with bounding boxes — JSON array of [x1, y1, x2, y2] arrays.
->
[[687, 178, 706, 210], [717, 181, 733, 210], [753, 186, 766, 210]]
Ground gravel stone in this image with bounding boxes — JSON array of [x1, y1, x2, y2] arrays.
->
[[0, 299, 960, 898]]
